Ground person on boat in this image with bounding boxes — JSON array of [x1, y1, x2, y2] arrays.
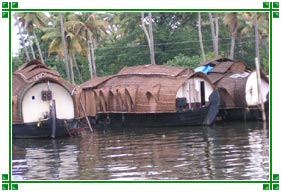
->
[[43, 111, 49, 119], [37, 111, 49, 127]]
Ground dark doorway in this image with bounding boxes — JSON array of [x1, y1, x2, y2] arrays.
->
[[200, 81, 206, 106]]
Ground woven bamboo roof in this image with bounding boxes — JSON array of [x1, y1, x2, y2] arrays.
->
[[13, 59, 74, 97], [80, 64, 212, 114], [80, 75, 115, 90], [14, 59, 60, 82], [214, 73, 249, 107], [210, 61, 236, 73], [198, 56, 232, 66], [118, 64, 193, 77], [204, 57, 268, 108], [12, 59, 75, 123]]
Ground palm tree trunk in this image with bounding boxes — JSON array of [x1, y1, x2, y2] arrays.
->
[[72, 55, 83, 83], [33, 30, 44, 63], [209, 13, 219, 56], [15, 13, 30, 61], [90, 38, 97, 77], [19, 25, 31, 61], [27, 33, 36, 59], [198, 13, 206, 61], [59, 12, 71, 81], [254, 12, 260, 64], [69, 52, 75, 85], [141, 12, 155, 64], [229, 34, 236, 59], [148, 12, 155, 64], [87, 40, 93, 79], [227, 13, 238, 60], [215, 17, 219, 55]]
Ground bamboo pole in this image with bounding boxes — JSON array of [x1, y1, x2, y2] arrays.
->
[[79, 100, 93, 132], [255, 57, 266, 122], [188, 82, 192, 109], [50, 100, 57, 138], [64, 120, 73, 137]]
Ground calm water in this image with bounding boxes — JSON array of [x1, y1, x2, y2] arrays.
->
[[12, 122, 269, 180]]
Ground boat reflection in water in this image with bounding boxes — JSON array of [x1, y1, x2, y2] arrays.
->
[[13, 139, 80, 180], [12, 122, 269, 180]]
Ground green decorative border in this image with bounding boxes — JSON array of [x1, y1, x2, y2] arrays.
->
[[1, 1, 280, 191], [2, 174, 17, 190]]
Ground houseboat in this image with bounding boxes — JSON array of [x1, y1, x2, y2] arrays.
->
[[12, 59, 79, 138], [79, 64, 220, 128], [195, 57, 269, 121]]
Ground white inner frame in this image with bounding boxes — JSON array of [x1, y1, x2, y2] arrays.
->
[[245, 72, 269, 106], [22, 82, 74, 123]]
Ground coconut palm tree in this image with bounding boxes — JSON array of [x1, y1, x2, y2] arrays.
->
[[17, 12, 47, 63], [64, 12, 109, 78], [253, 12, 260, 64], [103, 12, 125, 43], [240, 12, 269, 38], [198, 12, 206, 61], [42, 13, 85, 84], [141, 12, 155, 64], [208, 13, 219, 57], [13, 12, 30, 62], [240, 12, 269, 65], [59, 12, 71, 82], [223, 12, 238, 59]]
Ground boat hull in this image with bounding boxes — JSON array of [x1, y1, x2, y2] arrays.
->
[[217, 107, 267, 122], [12, 119, 77, 139], [216, 92, 269, 122], [92, 108, 208, 128], [91, 89, 220, 128]]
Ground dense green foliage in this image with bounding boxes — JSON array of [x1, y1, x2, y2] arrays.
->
[[13, 12, 269, 84]]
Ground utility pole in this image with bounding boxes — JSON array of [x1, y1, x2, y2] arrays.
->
[[255, 57, 266, 122]]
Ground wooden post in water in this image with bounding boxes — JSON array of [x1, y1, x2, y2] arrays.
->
[[80, 100, 93, 132], [50, 100, 57, 138], [255, 57, 266, 122]]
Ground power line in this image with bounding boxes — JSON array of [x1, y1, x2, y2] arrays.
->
[[13, 35, 262, 55], [12, 39, 262, 65]]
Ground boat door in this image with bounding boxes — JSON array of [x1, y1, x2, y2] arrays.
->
[[200, 81, 206, 106]]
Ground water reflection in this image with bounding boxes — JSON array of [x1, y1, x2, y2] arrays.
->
[[13, 139, 80, 180], [12, 122, 269, 180]]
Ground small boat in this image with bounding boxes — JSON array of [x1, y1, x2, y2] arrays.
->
[[12, 60, 79, 138], [195, 57, 269, 122], [79, 64, 220, 128]]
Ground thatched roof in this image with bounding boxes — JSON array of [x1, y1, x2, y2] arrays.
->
[[118, 64, 193, 77], [198, 56, 232, 66], [13, 59, 74, 97], [12, 59, 75, 123], [203, 58, 268, 108], [214, 73, 249, 107], [80, 64, 213, 114], [80, 75, 114, 90]]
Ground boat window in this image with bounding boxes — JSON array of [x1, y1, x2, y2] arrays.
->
[[176, 97, 187, 112], [41, 90, 52, 101], [32, 96, 35, 100]]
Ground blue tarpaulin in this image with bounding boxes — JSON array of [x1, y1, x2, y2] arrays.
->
[[194, 64, 213, 74]]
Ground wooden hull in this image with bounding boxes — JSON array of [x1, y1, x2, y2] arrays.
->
[[216, 92, 269, 122], [217, 106, 268, 122], [92, 109, 207, 128], [12, 119, 77, 139], [90, 89, 220, 128]]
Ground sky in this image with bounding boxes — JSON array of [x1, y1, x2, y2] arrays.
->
[[12, 23, 20, 56]]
